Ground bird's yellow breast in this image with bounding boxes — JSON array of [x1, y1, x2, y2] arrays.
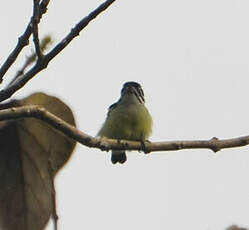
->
[[98, 103, 152, 141]]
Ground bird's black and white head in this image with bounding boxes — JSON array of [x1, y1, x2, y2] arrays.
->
[[120, 81, 145, 104]]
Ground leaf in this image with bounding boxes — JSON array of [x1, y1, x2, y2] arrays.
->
[[0, 93, 76, 230]]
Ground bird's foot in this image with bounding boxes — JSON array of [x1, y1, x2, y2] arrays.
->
[[140, 140, 151, 154]]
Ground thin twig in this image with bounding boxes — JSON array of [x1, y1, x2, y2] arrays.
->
[[7, 36, 52, 87], [0, 105, 248, 153], [0, 64, 45, 102], [0, 0, 50, 83], [45, 0, 116, 62], [0, 0, 116, 102], [32, 0, 43, 60], [39, 0, 50, 15]]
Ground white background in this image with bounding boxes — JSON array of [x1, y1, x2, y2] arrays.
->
[[1, 0, 249, 229]]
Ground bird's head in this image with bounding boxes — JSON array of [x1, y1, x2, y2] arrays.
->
[[121, 81, 145, 104]]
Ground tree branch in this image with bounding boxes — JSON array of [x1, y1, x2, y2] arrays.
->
[[32, 0, 43, 60], [0, 0, 50, 83], [0, 105, 248, 154], [45, 0, 116, 62], [7, 35, 52, 88], [0, 0, 116, 102]]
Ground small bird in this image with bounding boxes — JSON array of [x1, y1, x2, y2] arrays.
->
[[97, 81, 153, 164]]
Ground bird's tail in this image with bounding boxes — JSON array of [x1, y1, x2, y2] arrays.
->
[[111, 151, 127, 164]]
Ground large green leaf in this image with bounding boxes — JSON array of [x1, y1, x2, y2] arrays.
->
[[0, 93, 76, 230]]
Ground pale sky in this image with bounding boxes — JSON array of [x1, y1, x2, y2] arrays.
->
[[1, 0, 249, 230]]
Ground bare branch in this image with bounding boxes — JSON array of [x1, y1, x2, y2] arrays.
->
[[0, 105, 248, 154], [32, 0, 43, 60], [7, 35, 53, 88], [0, 64, 45, 102], [0, 0, 116, 102], [45, 0, 116, 61], [0, 0, 50, 83], [39, 0, 50, 15]]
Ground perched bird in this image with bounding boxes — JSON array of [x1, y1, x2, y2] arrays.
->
[[97, 81, 153, 164]]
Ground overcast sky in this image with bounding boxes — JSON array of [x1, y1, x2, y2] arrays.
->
[[1, 0, 249, 230]]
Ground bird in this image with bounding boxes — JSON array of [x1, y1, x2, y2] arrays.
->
[[97, 81, 153, 164]]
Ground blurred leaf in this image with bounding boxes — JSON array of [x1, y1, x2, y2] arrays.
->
[[0, 92, 76, 230], [40, 35, 53, 53], [226, 225, 249, 230]]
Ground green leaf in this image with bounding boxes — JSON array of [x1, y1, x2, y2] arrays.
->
[[0, 92, 76, 230]]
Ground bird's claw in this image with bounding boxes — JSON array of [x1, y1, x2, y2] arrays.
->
[[140, 140, 151, 154]]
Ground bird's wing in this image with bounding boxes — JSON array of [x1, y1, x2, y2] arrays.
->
[[107, 101, 119, 117]]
